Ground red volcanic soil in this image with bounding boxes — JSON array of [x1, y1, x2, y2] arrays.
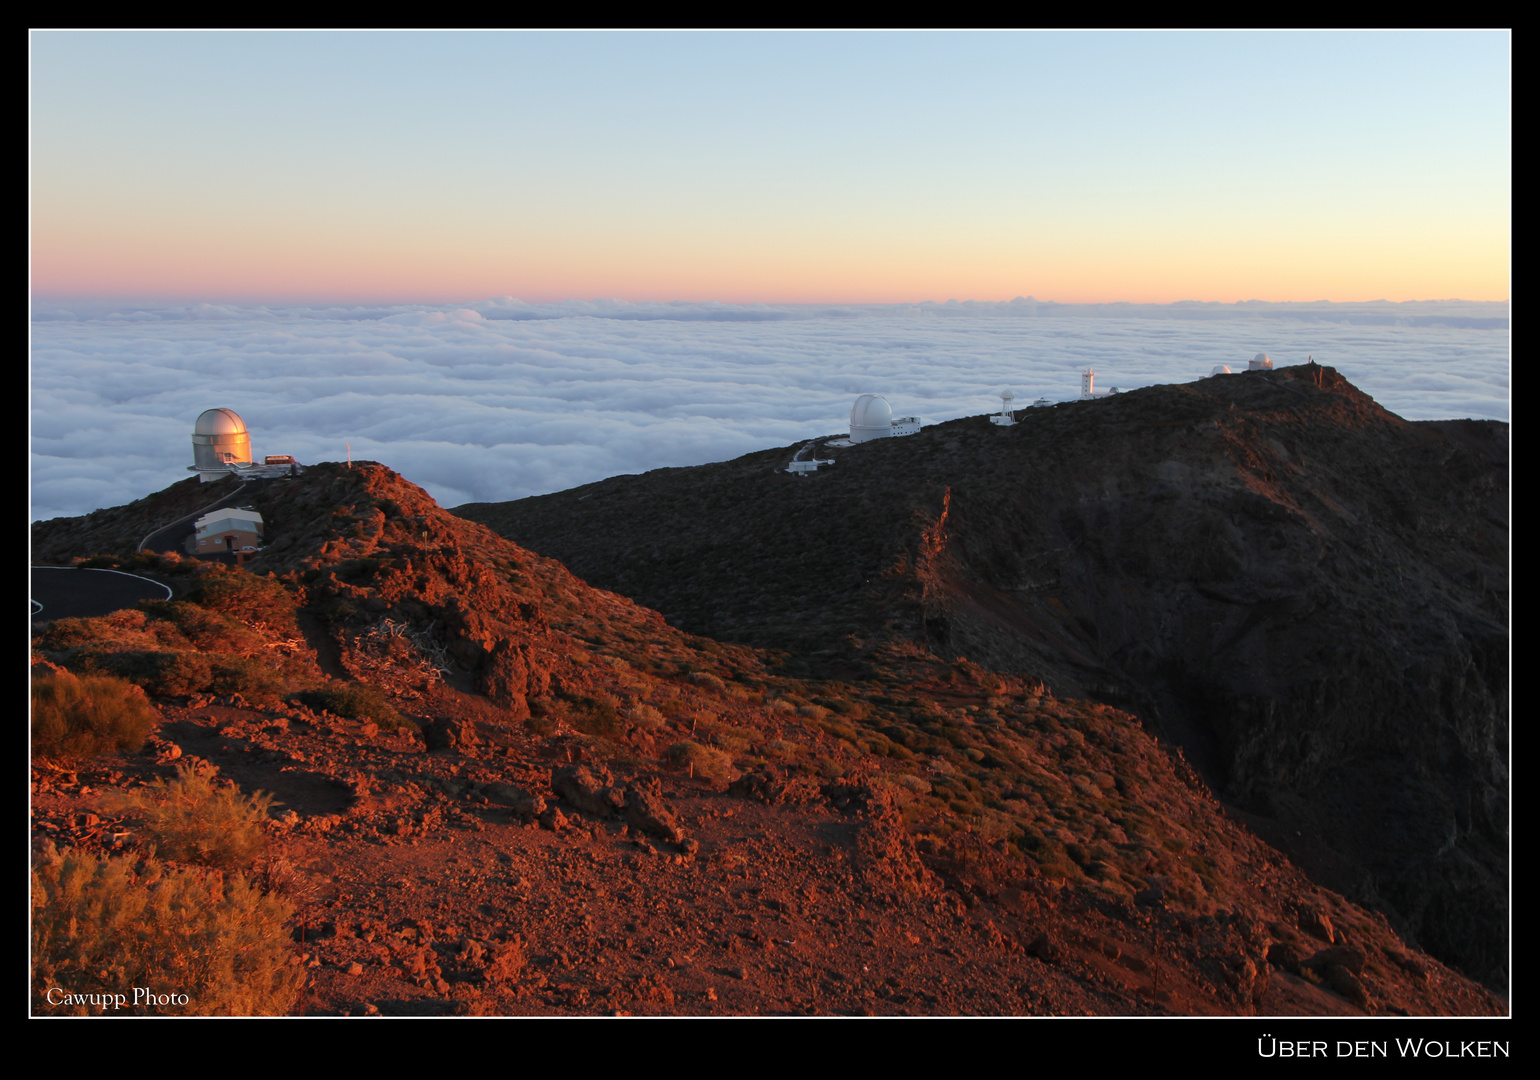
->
[[31, 450, 1505, 1018]]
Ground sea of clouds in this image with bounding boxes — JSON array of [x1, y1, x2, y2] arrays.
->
[[30, 298, 1509, 524]]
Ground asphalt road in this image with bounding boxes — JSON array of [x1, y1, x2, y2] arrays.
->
[[31, 567, 172, 623]]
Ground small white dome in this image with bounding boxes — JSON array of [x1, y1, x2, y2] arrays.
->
[[850, 394, 894, 443], [1210, 365, 1233, 376], [194, 408, 248, 436], [1251, 353, 1273, 369]]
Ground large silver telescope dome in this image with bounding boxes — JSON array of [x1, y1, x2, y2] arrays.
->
[[190, 408, 253, 479]]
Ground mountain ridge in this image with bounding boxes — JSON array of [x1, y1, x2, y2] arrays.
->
[[29, 366, 1507, 1016], [453, 363, 1509, 989]]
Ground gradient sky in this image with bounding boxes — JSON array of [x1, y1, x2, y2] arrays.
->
[[30, 30, 1510, 305]]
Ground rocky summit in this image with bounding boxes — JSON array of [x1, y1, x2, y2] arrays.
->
[[30, 363, 1506, 1017]]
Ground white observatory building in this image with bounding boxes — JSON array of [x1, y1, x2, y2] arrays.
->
[[990, 389, 1017, 427], [1202, 355, 1270, 380], [189, 408, 253, 481], [1079, 369, 1121, 400], [187, 508, 264, 557], [848, 394, 922, 443]]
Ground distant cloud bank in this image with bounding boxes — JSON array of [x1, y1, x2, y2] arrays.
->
[[34, 296, 1510, 328], [30, 300, 1509, 524]]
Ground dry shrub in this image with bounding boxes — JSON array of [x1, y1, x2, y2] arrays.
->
[[627, 703, 667, 731], [206, 655, 289, 704], [710, 725, 759, 754], [33, 610, 157, 652], [106, 764, 274, 869], [665, 740, 738, 782], [763, 738, 806, 760], [135, 601, 263, 654], [31, 670, 157, 762], [288, 682, 413, 733], [84, 648, 213, 696], [31, 844, 303, 1016], [686, 670, 726, 694], [252, 851, 322, 909], [183, 566, 300, 637], [567, 693, 621, 737]]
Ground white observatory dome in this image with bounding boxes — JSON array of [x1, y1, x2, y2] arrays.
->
[[1250, 353, 1273, 370], [849, 394, 894, 443], [1210, 365, 1233, 376], [191, 407, 253, 480]]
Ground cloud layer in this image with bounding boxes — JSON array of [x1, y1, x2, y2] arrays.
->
[[30, 300, 1510, 524]]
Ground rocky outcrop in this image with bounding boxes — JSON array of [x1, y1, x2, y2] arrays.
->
[[911, 370, 1507, 986]]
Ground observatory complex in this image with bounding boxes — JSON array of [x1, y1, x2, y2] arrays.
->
[[1208, 353, 1277, 377], [785, 394, 922, 473], [188, 408, 301, 482]]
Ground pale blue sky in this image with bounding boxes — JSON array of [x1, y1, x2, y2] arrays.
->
[[31, 30, 1510, 303]]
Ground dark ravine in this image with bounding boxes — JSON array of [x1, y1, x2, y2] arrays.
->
[[454, 364, 1509, 989]]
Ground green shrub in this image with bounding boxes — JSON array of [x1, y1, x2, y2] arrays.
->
[[31, 845, 303, 1016], [31, 670, 158, 762], [105, 765, 275, 869], [288, 682, 413, 732]]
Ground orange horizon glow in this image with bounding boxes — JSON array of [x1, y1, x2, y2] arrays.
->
[[29, 237, 1511, 308], [31, 213, 1510, 307]]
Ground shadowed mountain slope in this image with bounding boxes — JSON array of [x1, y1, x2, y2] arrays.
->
[[29, 443, 1504, 1016], [455, 364, 1509, 989]]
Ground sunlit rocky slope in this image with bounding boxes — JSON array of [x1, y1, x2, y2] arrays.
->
[[455, 364, 1509, 991], [30, 372, 1504, 1014]]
